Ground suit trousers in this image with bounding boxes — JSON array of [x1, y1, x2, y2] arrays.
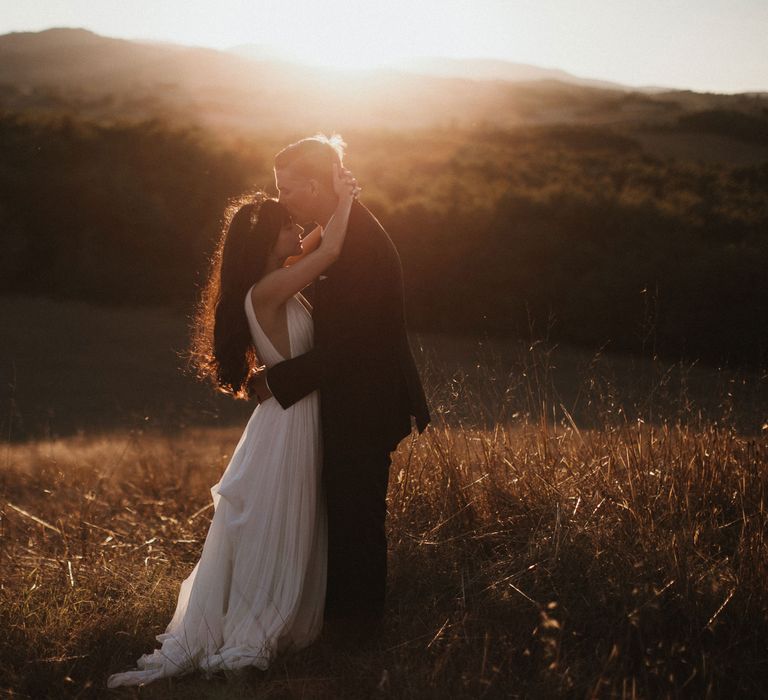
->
[[323, 446, 392, 622]]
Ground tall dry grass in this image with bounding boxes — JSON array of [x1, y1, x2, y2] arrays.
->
[[1, 346, 767, 698]]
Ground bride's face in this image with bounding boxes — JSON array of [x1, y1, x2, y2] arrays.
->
[[272, 221, 304, 261]]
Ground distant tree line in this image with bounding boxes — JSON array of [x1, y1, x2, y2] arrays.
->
[[352, 126, 767, 366], [1, 114, 766, 366], [0, 113, 254, 304], [674, 109, 768, 146]]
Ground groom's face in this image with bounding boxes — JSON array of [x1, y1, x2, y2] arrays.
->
[[274, 166, 315, 225]]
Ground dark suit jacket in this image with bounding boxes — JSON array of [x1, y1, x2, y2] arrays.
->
[[266, 200, 430, 457]]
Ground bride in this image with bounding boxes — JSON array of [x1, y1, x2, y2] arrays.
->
[[107, 164, 359, 688]]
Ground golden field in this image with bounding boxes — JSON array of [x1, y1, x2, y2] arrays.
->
[[2, 310, 766, 697]]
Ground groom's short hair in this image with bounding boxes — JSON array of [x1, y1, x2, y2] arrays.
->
[[274, 134, 346, 191]]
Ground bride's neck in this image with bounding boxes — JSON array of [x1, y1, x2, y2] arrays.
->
[[264, 254, 286, 274]]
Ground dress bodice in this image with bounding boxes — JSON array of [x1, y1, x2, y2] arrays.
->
[[244, 291, 313, 368]]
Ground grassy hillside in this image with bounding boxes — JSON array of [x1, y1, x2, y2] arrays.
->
[[0, 297, 253, 440], [2, 297, 766, 443], [1, 353, 766, 697]]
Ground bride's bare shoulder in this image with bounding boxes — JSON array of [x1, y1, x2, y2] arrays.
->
[[250, 279, 283, 317]]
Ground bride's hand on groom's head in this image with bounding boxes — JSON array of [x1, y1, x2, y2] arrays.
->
[[333, 163, 361, 200]]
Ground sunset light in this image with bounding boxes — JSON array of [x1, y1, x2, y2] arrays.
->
[[2, 0, 768, 696], [2, 0, 767, 92]]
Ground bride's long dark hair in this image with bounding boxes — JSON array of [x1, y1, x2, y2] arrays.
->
[[190, 194, 291, 398]]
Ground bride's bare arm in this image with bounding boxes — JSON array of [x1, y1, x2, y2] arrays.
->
[[250, 165, 357, 310]]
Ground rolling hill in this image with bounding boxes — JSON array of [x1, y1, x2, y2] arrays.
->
[[2, 27, 766, 141]]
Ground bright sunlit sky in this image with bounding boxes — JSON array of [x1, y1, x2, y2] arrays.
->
[[2, 0, 767, 93]]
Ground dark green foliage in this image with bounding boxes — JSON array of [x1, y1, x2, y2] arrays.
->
[[366, 127, 768, 366], [0, 113, 256, 304], [2, 114, 767, 365], [676, 109, 768, 145]]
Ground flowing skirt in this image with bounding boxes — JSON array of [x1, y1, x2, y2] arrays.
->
[[107, 392, 325, 687]]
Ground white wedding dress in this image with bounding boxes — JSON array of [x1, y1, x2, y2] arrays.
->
[[107, 292, 326, 688]]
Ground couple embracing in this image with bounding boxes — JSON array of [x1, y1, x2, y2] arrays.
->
[[107, 135, 430, 687]]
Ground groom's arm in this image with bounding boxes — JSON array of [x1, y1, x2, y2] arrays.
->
[[263, 349, 321, 408], [262, 221, 391, 410]]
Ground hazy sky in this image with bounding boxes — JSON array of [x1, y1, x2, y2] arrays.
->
[[2, 0, 767, 92]]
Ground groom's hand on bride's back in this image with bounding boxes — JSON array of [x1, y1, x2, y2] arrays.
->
[[247, 368, 273, 404]]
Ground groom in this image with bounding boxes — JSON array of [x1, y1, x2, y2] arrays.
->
[[252, 135, 430, 633]]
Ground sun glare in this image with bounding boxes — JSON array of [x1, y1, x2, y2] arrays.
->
[[265, 1, 427, 72], [2, 0, 766, 92], [286, 38, 395, 72]]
